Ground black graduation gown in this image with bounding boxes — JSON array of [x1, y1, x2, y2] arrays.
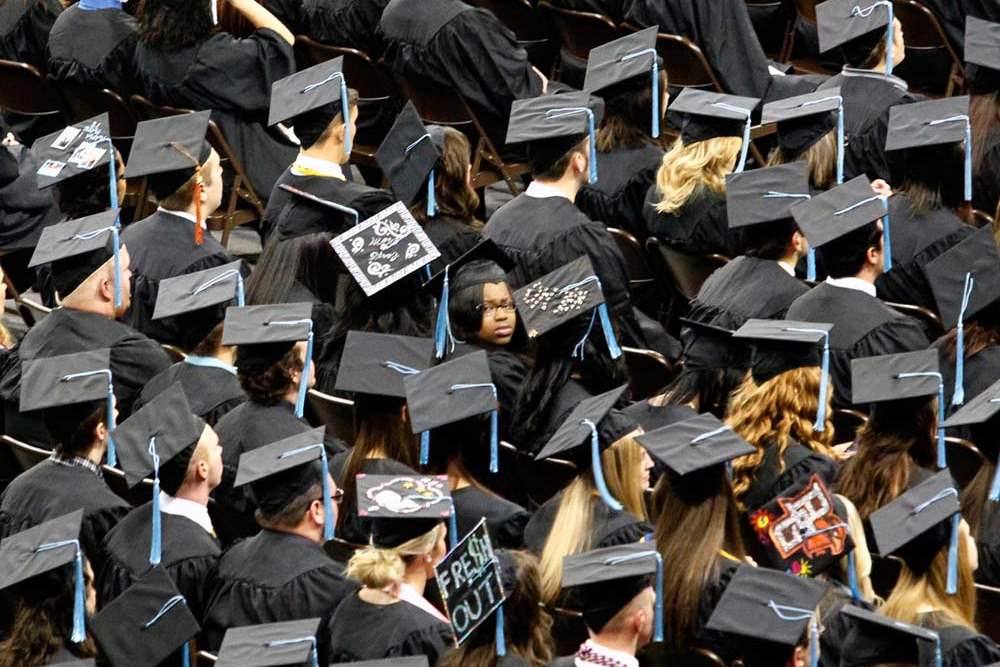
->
[[544, 0, 625, 22], [973, 125, 1000, 216], [523, 489, 652, 554], [693, 557, 743, 662], [0, 0, 60, 70], [485, 347, 527, 439], [874, 196, 973, 315], [330, 454, 416, 546], [0, 460, 129, 565], [133, 360, 246, 426], [453, 485, 531, 549], [0, 307, 172, 443], [98, 502, 221, 618], [785, 282, 930, 408], [422, 214, 483, 276], [622, 400, 696, 433], [380, 0, 544, 148], [515, 378, 597, 457], [0, 143, 60, 252], [122, 210, 246, 347], [202, 529, 355, 661], [916, 612, 1000, 667], [134, 29, 298, 196], [575, 142, 663, 241], [327, 592, 453, 663], [975, 498, 1000, 587], [644, 184, 743, 258], [298, 0, 390, 57], [740, 440, 839, 512], [261, 167, 396, 244], [45, 4, 138, 95]]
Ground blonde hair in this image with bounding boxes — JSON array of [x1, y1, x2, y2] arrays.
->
[[765, 129, 838, 190], [835, 494, 876, 603], [538, 432, 648, 604], [725, 367, 835, 508], [654, 136, 743, 215], [346, 523, 447, 590]]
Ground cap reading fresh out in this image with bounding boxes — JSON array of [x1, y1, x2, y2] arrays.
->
[[668, 88, 759, 172], [584, 26, 661, 138]]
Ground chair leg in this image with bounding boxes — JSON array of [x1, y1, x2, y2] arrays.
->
[[2, 271, 34, 329], [220, 180, 240, 248], [945, 62, 957, 97], [750, 141, 766, 169]]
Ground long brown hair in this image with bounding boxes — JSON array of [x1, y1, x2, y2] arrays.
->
[[726, 367, 835, 507], [766, 129, 838, 190], [971, 93, 1000, 174], [411, 127, 481, 228], [652, 466, 745, 654], [936, 305, 1000, 364]]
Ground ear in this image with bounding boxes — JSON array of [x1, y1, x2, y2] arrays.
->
[[94, 420, 109, 443]]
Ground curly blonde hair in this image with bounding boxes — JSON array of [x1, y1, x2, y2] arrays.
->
[[654, 136, 743, 215], [346, 523, 447, 590], [725, 367, 835, 508]]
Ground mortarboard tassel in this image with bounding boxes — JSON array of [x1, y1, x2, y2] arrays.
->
[[448, 510, 459, 550], [545, 107, 598, 184], [851, 2, 894, 75], [106, 138, 124, 305], [61, 368, 117, 466], [809, 617, 819, 667], [934, 636, 943, 667], [559, 276, 622, 360], [766, 600, 818, 667], [434, 265, 456, 359], [953, 272, 974, 407], [946, 512, 960, 595], [427, 169, 437, 217], [420, 430, 430, 466], [605, 550, 664, 642], [881, 203, 892, 271], [712, 102, 752, 172], [36, 540, 86, 642], [597, 303, 623, 360], [296, 329, 314, 419], [210, 0, 217, 24], [495, 604, 507, 656], [149, 437, 162, 566], [183, 643, 190, 667], [620, 47, 660, 138], [835, 98, 845, 185], [142, 595, 191, 666], [280, 443, 334, 540], [450, 383, 501, 473], [847, 549, 860, 601], [339, 77, 351, 158], [582, 418, 623, 511], [267, 637, 319, 667]]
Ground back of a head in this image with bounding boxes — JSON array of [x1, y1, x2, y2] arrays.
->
[[55, 168, 111, 221], [817, 219, 881, 279], [414, 126, 480, 223], [247, 231, 337, 306], [293, 89, 359, 150], [45, 400, 105, 459], [655, 136, 742, 215], [741, 218, 799, 261], [136, 0, 214, 50], [51, 235, 115, 299], [237, 343, 301, 405], [529, 134, 588, 182], [252, 457, 324, 527], [596, 71, 661, 153], [346, 522, 444, 590], [891, 143, 963, 214]]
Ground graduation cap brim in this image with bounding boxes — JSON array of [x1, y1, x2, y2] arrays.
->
[[375, 101, 441, 204], [424, 238, 514, 295], [761, 88, 842, 124], [334, 331, 433, 398], [885, 96, 970, 152], [849, 349, 941, 405], [635, 412, 755, 476], [0, 509, 83, 591], [512, 255, 607, 339], [124, 111, 211, 180], [356, 474, 454, 519], [152, 260, 244, 320], [966, 16, 1000, 71], [562, 543, 658, 588], [216, 618, 322, 667], [32, 113, 112, 188], [330, 659, 430, 667], [19, 348, 112, 412], [583, 26, 659, 94], [925, 226, 1000, 330], [725, 162, 812, 228], [268, 57, 347, 127], [817, 0, 891, 52], [790, 175, 885, 247], [535, 385, 629, 461], [732, 318, 832, 345], [505, 92, 605, 145], [220, 302, 313, 346], [233, 427, 327, 488], [941, 377, 1000, 428], [668, 88, 760, 121], [404, 349, 496, 433], [28, 209, 120, 268], [870, 469, 960, 556]]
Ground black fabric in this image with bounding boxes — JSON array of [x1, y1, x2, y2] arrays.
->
[[452, 485, 530, 549], [974, 125, 1000, 216], [740, 440, 839, 512], [45, 4, 139, 95], [0, 0, 61, 70], [297, 0, 390, 57], [621, 400, 696, 434], [644, 184, 743, 257], [134, 361, 246, 426], [916, 611, 1000, 667], [421, 214, 483, 277], [975, 498, 1000, 587], [0, 144, 60, 252], [576, 142, 662, 241], [523, 487, 652, 555]]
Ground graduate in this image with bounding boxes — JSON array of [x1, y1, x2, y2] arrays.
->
[[215, 618, 326, 667], [835, 604, 946, 667], [201, 430, 355, 661], [0, 350, 129, 566], [45, 0, 138, 96], [292, 0, 390, 59], [0, 0, 61, 77], [762, 87, 843, 197], [97, 384, 222, 622], [966, 16, 1000, 216], [133, 0, 297, 195], [327, 473, 455, 663], [262, 58, 395, 245], [786, 176, 929, 408]]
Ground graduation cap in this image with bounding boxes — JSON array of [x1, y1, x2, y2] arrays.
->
[[505, 92, 604, 184], [886, 96, 972, 202], [817, 0, 897, 75], [942, 378, 1000, 501], [636, 412, 755, 477], [678, 317, 749, 373], [535, 385, 634, 511], [668, 88, 759, 173], [329, 660, 429, 667], [28, 209, 123, 307], [562, 543, 663, 640], [124, 111, 212, 243], [761, 88, 845, 185], [216, 618, 322, 667], [512, 255, 622, 360], [424, 239, 513, 360], [0, 510, 87, 643], [838, 604, 942, 667], [966, 16, 1000, 94], [376, 101, 441, 214], [275, 183, 361, 239], [32, 113, 113, 189], [234, 427, 335, 541], [925, 226, 1000, 407], [150, 260, 244, 351], [705, 565, 829, 667], [90, 567, 200, 667], [790, 174, 893, 269], [356, 473, 458, 549], [869, 469, 962, 594], [584, 26, 661, 138], [114, 382, 206, 564], [20, 348, 118, 466], [334, 331, 433, 398], [733, 319, 833, 431], [404, 349, 499, 471], [268, 57, 351, 154], [223, 302, 314, 418]]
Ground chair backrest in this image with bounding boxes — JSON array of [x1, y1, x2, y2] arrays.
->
[[959, 206, 995, 229], [61, 86, 138, 140], [649, 239, 729, 300], [305, 390, 357, 444], [608, 227, 655, 288], [1, 434, 51, 472], [832, 408, 868, 445], [466, 0, 549, 44], [0, 59, 63, 116], [884, 301, 945, 340], [976, 583, 1000, 644], [536, 1, 618, 60], [392, 72, 475, 128], [654, 33, 724, 91], [293, 39, 399, 103], [944, 437, 987, 490], [892, 0, 964, 94], [622, 346, 677, 400]]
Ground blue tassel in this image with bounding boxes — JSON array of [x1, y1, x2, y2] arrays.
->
[[814, 335, 830, 432], [836, 100, 845, 185], [105, 388, 117, 467], [427, 170, 437, 217], [597, 303, 622, 359], [235, 273, 245, 308], [320, 449, 334, 541], [946, 513, 960, 594], [806, 248, 816, 282], [989, 465, 1000, 502], [150, 478, 161, 565], [847, 550, 860, 601], [434, 266, 452, 359], [937, 382, 947, 470], [934, 637, 943, 667], [882, 212, 892, 272], [448, 511, 458, 550], [295, 331, 314, 419], [585, 419, 623, 511], [809, 618, 819, 667], [653, 552, 664, 642], [885, 5, 894, 76], [71, 547, 85, 642], [651, 61, 660, 139], [953, 273, 974, 407], [340, 79, 352, 157], [963, 119, 972, 202], [310, 643, 320, 667], [736, 117, 751, 173], [587, 111, 597, 184], [420, 431, 430, 466], [182, 642, 190, 667], [495, 605, 507, 656], [489, 409, 499, 473]]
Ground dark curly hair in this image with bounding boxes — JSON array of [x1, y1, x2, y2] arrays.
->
[[239, 345, 304, 405], [137, 0, 215, 50]]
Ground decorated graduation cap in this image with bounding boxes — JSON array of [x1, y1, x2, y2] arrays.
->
[[90, 567, 200, 667], [216, 618, 322, 667], [223, 302, 314, 418], [636, 412, 754, 477], [512, 255, 622, 360], [942, 378, 1000, 502], [424, 239, 513, 359], [839, 604, 942, 667], [20, 348, 118, 465], [29, 208, 123, 308], [966, 16, 1000, 94], [851, 349, 947, 468], [584, 26, 661, 138], [335, 331, 434, 398], [152, 259, 245, 351], [32, 113, 112, 188], [886, 96, 972, 203], [817, 0, 896, 74], [762, 88, 845, 184], [376, 101, 441, 215], [234, 427, 335, 541], [269, 57, 351, 153], [125, 111, 212, 243], [505, 92, 604, 184], [705, 565, 829, 667], [733, 319, 833, 431], [562, 543, 663, 641], [534, 385, 634, 510], [404, 349, 499, 472], [114, 383, 206, 565], [925, 226, 1000, 407], [669, 88, 759, 173], [356, 473, 458, 549], [0, 510, 87, 643], [870, 469, 962, 595]]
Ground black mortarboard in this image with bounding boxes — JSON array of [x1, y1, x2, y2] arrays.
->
[[275, 183, 361, 239], [505, 92, 604, 183], [669, 88, 759, 172], [886, 96, 972, 202], [679, 318, 749, 372], [761, 88, 843, 174], [90, 567, 199, 667], [32, 113, 112, 188], [725, 162, 812, 229], [817, 0, 894, 68], [0, 510, 87, 642], [869, 470, 961, 590], [153, 260, 245, 320], [124, 111, 212, 200], [376, 101, 440, 207], [942, 377, 1000, 429], [635, 412, 755, 477], [28, 209, 123, 302], [966, 16, 1000, 94], [331, 660, 429, 667], [335, 331, 433, 398], [562, 543, 663, 638], [216, 618, 322, 667], [356, 473, 455, 549], [838, 604, 941, 667], [268, 58, 352, 153], [49, 661, 96, 666], [584, 26, 661, 138]]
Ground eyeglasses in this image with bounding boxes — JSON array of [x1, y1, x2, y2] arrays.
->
[[476, 301, 516, 318], [313, 489, 345, 505]]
